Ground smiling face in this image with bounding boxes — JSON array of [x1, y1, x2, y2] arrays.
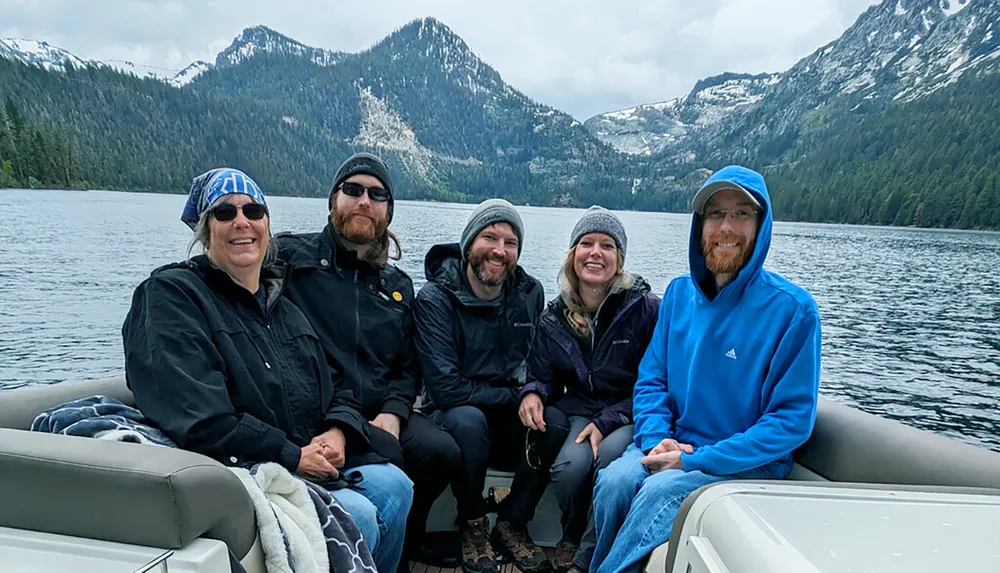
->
[[330, 173, 390, 245], [466, 222, 520, 288], [573, 232, 619, 290], [206, 194, 270, 276], [700, 188, 759, 277]]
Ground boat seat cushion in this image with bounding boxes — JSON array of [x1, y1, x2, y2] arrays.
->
[[0, 377, 134, 431], [0, 428, 257, 559]]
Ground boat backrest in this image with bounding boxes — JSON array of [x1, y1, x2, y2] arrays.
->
[[0, 377, 258, 559], [0, 376, 134, 430], [795, 397, 1000, 489]]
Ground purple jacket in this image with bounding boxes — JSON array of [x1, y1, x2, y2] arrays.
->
[[520, 277, 661, 436]]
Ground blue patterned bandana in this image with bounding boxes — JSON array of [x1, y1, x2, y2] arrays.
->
[[180, 168, 267, 230]]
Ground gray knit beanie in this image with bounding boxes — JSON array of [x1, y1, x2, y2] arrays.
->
[[460, 198, 525, 258], [570, 206, 627, 260]]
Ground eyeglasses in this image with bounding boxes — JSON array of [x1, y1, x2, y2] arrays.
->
[[339, 181, 391, 203], [210, 202, 269, 222], [704, 207, 758, 223], [525, 432, 541, 470]]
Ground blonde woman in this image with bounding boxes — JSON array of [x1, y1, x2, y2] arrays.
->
[[518, 206, 661, 573]]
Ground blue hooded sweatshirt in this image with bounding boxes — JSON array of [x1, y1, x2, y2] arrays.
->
[[632, 165, 821, 478]]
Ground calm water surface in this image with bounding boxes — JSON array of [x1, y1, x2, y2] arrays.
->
[[2, 189, 999, 450]]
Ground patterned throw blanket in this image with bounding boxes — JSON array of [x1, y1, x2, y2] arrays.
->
[[31, 395, 377, 573]]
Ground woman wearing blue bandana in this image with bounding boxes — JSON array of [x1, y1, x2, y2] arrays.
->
[[123, 168, 412, 571]]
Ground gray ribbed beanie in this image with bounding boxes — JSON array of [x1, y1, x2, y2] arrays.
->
[[460, 198, 524, 258], [570, 206, 627, 260]]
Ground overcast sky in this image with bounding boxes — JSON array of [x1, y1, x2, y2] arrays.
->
[[1, 0, 882, 119]]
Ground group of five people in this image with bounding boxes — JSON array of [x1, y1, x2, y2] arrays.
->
[[121, 153, 821, 573]]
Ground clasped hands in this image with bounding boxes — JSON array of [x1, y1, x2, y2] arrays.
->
[[640, 438, 694, 473], [297, 426, 347, 479], [297, 413, 402, 479]]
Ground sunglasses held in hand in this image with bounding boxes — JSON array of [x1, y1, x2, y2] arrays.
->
[[210, 202, 269, 222], [340, 181, 391, 202]]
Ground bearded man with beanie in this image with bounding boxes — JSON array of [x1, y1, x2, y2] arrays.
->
[[414, 198, 563, 573], [278, 152, 464, 572]]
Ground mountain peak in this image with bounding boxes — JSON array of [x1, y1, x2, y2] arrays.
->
[[0, 38, 89, 71], [393, 17, 463, 45], [217, 25, 345, 68]]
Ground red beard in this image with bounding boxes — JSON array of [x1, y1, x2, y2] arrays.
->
[[701, 231, 755, 275], [332, 206, 387, 245]]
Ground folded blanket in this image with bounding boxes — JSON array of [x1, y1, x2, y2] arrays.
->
[[30, 395, 176, 446], [31, 395, 376, 573]]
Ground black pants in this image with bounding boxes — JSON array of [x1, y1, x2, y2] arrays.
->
[[434, 404, 569, 526], [399, 411, 462, 544]]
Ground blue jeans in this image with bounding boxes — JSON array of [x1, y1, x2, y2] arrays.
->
[[590, 444, 773, 573], [331, 462, 414, 573]]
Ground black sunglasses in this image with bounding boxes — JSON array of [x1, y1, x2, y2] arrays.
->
[[210, 202, 269, 222], [339, 181, 391, 202]]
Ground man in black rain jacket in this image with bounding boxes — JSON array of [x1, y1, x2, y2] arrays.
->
[[415, 199, 566, 573], [278, 152, 462, 570]]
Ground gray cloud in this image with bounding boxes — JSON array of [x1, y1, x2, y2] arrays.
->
[[0, 0, 880, 119]]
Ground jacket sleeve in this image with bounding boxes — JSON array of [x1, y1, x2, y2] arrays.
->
[[122, 275, 302, 473], [632, 283, 675, 454], [378, 300, 420, 421], [681, 309, 821, 477], [592, 397, 632, 437], [520, 321, 555, 404], [320, 361, 371, 450], [414, 287, 515, 411]]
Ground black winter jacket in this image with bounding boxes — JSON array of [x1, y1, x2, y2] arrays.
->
[[521, 278, 661, 436], [121, 255, 373, 473], [414, 243, 545, 412], [277, 224, 419, 422]]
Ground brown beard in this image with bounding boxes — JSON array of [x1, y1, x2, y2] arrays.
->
[[332, 204, 388, 245], [701, 231, 755, 275], [468, 250, 513, 287]]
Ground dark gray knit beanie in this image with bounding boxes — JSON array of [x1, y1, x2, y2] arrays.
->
[[329, 152, 395, 223], [570, 206, 627, 260], [460, 198, 524, 258]]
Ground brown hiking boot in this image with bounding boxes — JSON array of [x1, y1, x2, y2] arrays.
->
[[552, 539, 579, 573], [460, 517, 498, 573], [490, 520, 552, 573]]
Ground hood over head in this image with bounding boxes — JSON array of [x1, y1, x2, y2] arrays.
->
[[688, 165, 773, 301]]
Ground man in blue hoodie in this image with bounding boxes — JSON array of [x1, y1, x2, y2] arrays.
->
[[588, 165, 822, 573]]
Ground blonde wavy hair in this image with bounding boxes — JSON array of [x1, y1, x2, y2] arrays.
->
[[557, 244, 634, 339]]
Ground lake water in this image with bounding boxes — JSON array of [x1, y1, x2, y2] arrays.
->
[[2, 189, 999, 450]]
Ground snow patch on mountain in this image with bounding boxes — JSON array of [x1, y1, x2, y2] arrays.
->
[[584, 72, 780, 156], [0, 38, 88, 71], [941, 0, 970, 17], [169, 61, 211, 87]]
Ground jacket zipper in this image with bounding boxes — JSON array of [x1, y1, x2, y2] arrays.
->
[[354, 269, 362, 409], [586, 291, 644, 392]]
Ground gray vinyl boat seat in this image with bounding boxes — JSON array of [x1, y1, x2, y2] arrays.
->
[[0, 377, 257, 560]]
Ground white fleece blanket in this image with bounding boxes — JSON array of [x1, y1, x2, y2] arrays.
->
[[230, 464, 329, 573]]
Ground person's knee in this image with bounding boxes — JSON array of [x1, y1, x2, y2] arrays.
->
[[539, 406, 571, 446], [595, 428, 633, 470], [441, 405, 489, 437], [382, 463, 415, 510], [594, 452, 643, 500], [427, 431, 462, 470], [335, 492, 380, 549], [550, 443, 594, 491]]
